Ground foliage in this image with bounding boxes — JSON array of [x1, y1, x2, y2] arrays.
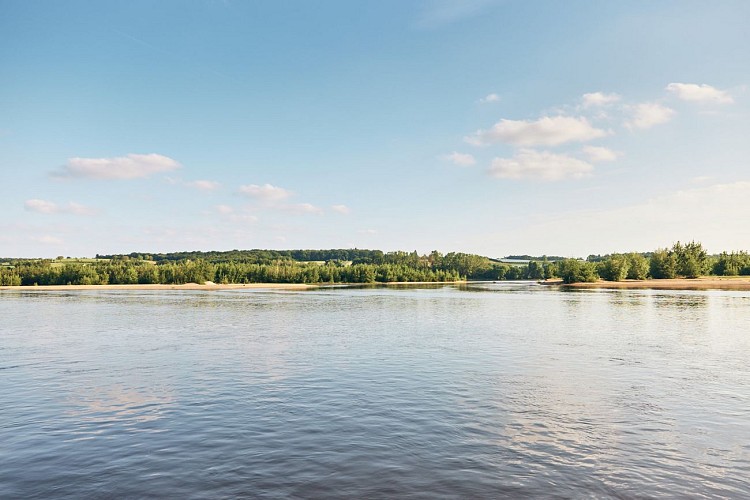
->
[[672, 241, 709, 278], [713, 251, 750, 276], [649, 242, 709, 279], [650, 248, 677, 279], [557, 259, 599, 284], [2, 241, 741, 287], [625, 253, 650, 280], [597, 254, 630, 281]]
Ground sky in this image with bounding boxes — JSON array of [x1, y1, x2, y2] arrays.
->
[[2, 0, 749, 258]]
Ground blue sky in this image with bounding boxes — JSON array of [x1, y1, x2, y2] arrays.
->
[[2, 0, 749, 258]]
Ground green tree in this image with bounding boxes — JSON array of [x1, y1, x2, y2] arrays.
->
[[558, 259, 599, 284], [672, 241, 708, 278], [625, 253, 650, 280], [597, 254, 630, 281], [650, 249, 677, 279], [527, 261, 545, 280]]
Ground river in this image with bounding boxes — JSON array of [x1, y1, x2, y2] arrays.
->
[[1, 283, 749, 498]]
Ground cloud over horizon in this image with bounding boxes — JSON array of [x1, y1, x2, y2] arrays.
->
[[442, 152, 476, 167], [582, 145, 620, 163], [186, 180, 221, 191], [53, 153, 181, 180], [331, 204, 351, 214], [283, 203, 324, 215], [625, 102, 675, 129], [238, 183, 293, 202], [24, 199, 96, 216], [466, 116, 608, 147], [488, 149, 594, 181], [582, 92, 621, 108], [666, 83, 734, 104]]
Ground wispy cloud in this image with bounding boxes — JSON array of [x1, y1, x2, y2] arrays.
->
[[466, 116, 607, 147], [283, 203, 324, 215], [238, 183, 293, 202], [582, 145, 620, 163], [625, 102, 675, 129], [479, 93, 500, 104], [186, 179, 221, 191], [581, 92, 621, 108], [24, 199, 97, 216], [666, 83, 734, 104], [488, 149, 594, 181], [441, 152, 476, 167], [237, 184, 326, 216], [331, 204, 351, 214], [53, 153, 181, 179]]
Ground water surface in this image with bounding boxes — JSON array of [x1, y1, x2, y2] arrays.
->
[[1, 284, 749, 498]]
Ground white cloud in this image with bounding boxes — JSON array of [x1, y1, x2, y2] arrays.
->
[[582, 92, 621, 108], [215, 204, 234, 214], [488, 149, 594, 181], [513, 181, 750, 255], [331, 204, 351, 214], [187, 180, 221, 191], [442, 152, 476, 167], [666, 83, 734, 104], [65, 202, 96, 216], [238, 183, 293, 202], [24, 199, 96, 215], [582, 145, 620, 163], [24, 199, 57, 214], [479, 93, 500, 104], [466, 116, 607, 147], [284, 203, 324, 215], [358, 229, 378, 235], [53, 153, 181, 179], [625, 102, 675, 129]]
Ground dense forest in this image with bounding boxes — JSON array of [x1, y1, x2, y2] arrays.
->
[[2, 242, 750, 286]]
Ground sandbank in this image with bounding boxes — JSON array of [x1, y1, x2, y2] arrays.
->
[[0, 283, 316, 292], [549, 276, 750, 291]]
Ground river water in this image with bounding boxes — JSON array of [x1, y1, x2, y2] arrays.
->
[[1, 283, 749, 498]]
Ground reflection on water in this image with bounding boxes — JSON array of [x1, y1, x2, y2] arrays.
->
[[1, 286, 749, 498]]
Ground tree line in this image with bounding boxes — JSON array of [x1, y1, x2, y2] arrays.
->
[[560, 242, 750, 283], [2, 242, 749, 286]]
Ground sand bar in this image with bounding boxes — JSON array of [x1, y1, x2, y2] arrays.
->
[[549, 277, 750, 291], [0, 283, 317, 292]]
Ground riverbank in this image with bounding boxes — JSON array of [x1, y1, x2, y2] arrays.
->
[[547, 276, 750, 290], [0, 281, 467, 292], [0, 283, 317, 291]]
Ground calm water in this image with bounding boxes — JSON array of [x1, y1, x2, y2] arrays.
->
[[1, 284, 749, 498]]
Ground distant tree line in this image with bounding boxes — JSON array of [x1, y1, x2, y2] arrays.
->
[[563, 241, 750, 284], [3, 242, 749, 286]]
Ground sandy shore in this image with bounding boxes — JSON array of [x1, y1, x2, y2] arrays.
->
[[0, 283, 317, 291], [0, 281, 469, 292], [547, 277, 750, 291]]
